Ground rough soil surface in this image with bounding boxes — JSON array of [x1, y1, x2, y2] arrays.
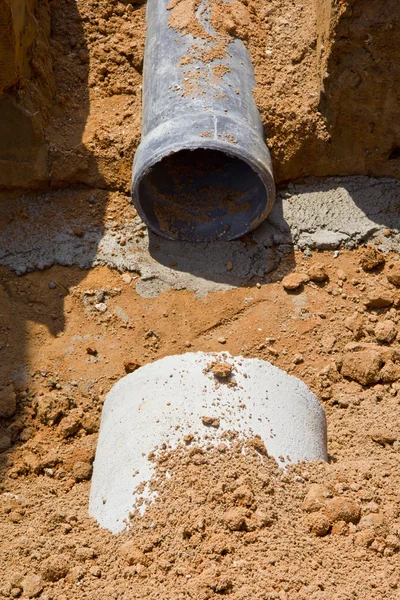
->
[[46, 0, 400, 187], [1, 245, 400, 598], [1, 0, 400, 597], [2, 0, 400, 187]]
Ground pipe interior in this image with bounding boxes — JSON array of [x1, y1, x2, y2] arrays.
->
[[137, 148, 268, 241]]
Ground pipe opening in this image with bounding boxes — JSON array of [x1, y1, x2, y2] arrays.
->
[[137, 148, 269, 241]]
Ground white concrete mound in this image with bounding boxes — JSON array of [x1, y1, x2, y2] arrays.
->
[[89, 352, 327, 533]]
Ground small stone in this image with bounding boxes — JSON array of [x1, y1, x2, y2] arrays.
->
[[73, 226, 84, 237], [124, 360, 141, 374], [331, 520, 348, 535], [66, 566, 85, 584], [211, 362, 232, 378], [90, 566, 101, 578], [185, 341, 192, 348], [380, 361, 400, 383], [8, 511, 22, 523], [222, 508, 249, 531], [0, 386, 16, 418], [21, 574, 43, 598], [282, 273, 307, 291], [337, 269, 347, 281], [247, 435, 268, 456], [307, 263, 328, 282], [337, 397, 349, 408], [385, 534, 400, 550], [201, 415, 220, 428], [72, 461, 93, 482], [324, 497, 361, 524], [86, 345, 98, 356], [76, 547, 96, 561], [81, 413, 99, 434], [341, 350, 382, 385], [119, 542, 150, 566], [358, 512, 385, 530], [375, 320, 397, 344], [354, 528, 375, 548], [360, 246, 385, 271], [345, 314, 365, 340], [387, 265, 400, 287], [10, 588, 21, 598], [308, 512, 331, 536], [365, 290, 393, 309], [302, 484, 331, 512], [34, 393, 68, 425], [121, 273, 132, 284], [256, 282, 261, 289], [217, 337, 226, 344], [58, 412, 81, 438], [321, 334, 336, 353], [41, 558, 69, 582], [95, 302, 107, 313], [227, 261, 233, 271], [370, 428, 397, 446], [293, 354, 304, 365]]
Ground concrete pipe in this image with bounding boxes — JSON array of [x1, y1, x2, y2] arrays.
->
[[89, 353, 327, 533], [131, 0, 275, 242]]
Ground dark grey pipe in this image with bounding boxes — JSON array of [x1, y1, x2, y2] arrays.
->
[[131, 0, 275, 242]]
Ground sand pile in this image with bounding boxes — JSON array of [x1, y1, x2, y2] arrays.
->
[[2, 438, 400, 599]]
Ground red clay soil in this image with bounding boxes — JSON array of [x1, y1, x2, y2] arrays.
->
[[1, 246, 400, 599], [1, 0, 400, 188]]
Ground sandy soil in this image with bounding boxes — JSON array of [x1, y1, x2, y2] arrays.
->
[[3, 0, 400, 187], [1, 245, 400, 599], [1, 0, 400, 598]]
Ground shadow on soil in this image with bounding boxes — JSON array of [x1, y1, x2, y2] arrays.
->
[[0, 0, 108, 482], [146, 197, 296, 287]]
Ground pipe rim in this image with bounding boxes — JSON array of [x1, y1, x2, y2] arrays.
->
[[132, 117, 275, 242]]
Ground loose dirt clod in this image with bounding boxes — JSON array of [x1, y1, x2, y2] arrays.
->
[[341, 350, 383, 385], [360, 246, 385, 271], [375, 320, 397, 344], [201, 415, 221, 428], [387, 265, 400, 287], [124, 360, 141, 374], [210, 361, 232, 378], [282, 272, 307, 291], [307, 263, 328, 283]]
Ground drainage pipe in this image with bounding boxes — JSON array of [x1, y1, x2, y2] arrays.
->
[[131, 0, 275, 242]]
